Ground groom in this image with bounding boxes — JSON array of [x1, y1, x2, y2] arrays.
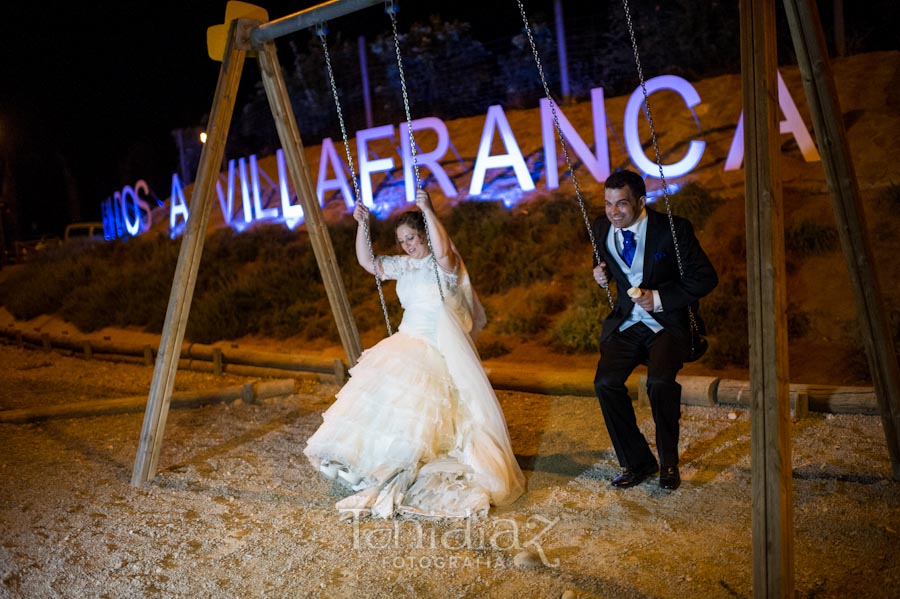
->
[[591, 170, 717, 491]]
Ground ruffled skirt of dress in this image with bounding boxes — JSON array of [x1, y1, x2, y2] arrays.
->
[[303, 306, 525, 519]]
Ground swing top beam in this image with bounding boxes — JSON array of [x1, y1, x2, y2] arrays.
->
[[251, 0, 384, 45]]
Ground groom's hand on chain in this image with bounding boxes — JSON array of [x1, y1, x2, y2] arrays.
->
[[593, 263, 610, 288]]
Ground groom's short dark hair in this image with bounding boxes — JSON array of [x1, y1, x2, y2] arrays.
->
[[605, 170, 646, 199]]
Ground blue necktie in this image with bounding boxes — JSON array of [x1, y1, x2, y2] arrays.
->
[[621, 230, 636, 267]]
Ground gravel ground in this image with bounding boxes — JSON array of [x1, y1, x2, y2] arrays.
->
[[0, 343, 898, 599]]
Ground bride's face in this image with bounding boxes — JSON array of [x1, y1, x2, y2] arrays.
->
[[396, 224, 429, 259]]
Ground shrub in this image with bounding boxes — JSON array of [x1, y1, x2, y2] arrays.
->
[[0, 243, 102, 320], [787, 305, 812, 339], [492, 285, 567, 339], [882, 182, 900, 209], [446, 195, 594, 295], [476, 336, 510, 360], [497, 310, 547, 338], [662, 181, 724, 229], [548, 275, 608, 354], [59, 236, 179, 332], [839, 326, 873, 384], [701, 275, 749, 369], [549, 304, 603, 354], [785, 219, 839, 258]]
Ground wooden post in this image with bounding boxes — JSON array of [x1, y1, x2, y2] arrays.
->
[[213, 347, 223, 375], [791, 391, 809, 421], [255, 40, 362, 367], [740, 0, 795, 596], [781, 0, 900, 480], [131, 20, 250, 487], [832, 0, 846, 57], [333, 359, 348, 386], [241, 382, 258, 405], [143, 345, 154, 366]]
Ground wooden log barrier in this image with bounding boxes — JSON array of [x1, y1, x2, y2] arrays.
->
[[0, 328, 880, 414], [176, 358, 328, 381], [0, 329, 345, 379], [716, 379, 878, 415], [0, 379, 298, 424], [638, 375, 719, 408], [185, 343, 337, 374]]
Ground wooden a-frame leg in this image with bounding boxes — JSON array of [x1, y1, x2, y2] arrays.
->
[[783, 0, 900, 480], [256, 40, 362, 366], [131, 20, 249, 487], [741, 0, 795, 597]]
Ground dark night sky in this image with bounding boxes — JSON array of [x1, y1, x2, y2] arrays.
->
[[0, 0, 522, 238]]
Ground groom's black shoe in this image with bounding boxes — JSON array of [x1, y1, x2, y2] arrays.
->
[[659, 465, 681, 490], [611, 462, 659, 488]]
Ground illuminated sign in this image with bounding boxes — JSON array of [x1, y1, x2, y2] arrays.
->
[[101, 180, 152, 240], [107, 72, 819, 239]]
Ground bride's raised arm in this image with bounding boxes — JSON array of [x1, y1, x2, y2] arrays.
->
[[352, 202, 380, 277], [415, 189, 459, 273]]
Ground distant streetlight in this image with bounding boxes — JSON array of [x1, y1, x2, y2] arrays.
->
[[199, 132, 207, 144]]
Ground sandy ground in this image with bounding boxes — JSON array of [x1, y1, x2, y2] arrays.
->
[[0, 343, 897, 599]]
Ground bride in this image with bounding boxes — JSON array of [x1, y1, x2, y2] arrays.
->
[[304, 189, 525, 519]]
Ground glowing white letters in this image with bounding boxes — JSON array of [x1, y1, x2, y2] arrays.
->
[[469, 105, 535, 197], [624, 75, 707, 179], [541, 88, 611, 189], [103, 179, 152, 239], [317, 138, 354, 209], [724, 71, 822, 170], [357, 125, 396, 209], [250, 155, 278, 222], [400, 117, 457, 202], [121, 180, 151, 236], [107, 76, 820, 239], [169, 174, 189, 232], [278, 149, 304, 228], [215, 160, 237, 226]]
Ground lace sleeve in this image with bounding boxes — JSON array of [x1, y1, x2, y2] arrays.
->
[[377, 255, 403, 281]]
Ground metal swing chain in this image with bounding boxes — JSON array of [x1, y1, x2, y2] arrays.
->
[[318, 24, 394, 336], [386, 1, 445, 303], [515, 0, 614, 311], [621, 0, 702, 345]]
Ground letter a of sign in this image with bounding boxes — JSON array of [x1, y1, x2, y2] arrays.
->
[[169, 174, 189, 233], [469, 105, 535, 196], [724, 71, 821, 170]]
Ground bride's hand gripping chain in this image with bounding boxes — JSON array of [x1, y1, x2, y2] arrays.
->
[[353, 202, 369, 224], [354, 202, 379, 277]]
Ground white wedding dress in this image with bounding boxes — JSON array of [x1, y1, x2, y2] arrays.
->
[[304, 254, 525, 519]]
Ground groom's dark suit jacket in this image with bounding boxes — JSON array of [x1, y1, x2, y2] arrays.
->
[[591, 207, 718, 344]]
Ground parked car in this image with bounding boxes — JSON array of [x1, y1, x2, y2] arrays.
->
[[63, 222, 105, 242]]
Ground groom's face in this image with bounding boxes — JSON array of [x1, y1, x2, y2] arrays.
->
[[604, 185, 645, 229]]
